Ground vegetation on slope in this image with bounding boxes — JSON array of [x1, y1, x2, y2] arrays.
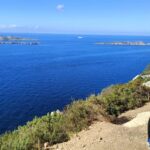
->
[[0, 67, 150, 150], [142, 64, 150, 75]]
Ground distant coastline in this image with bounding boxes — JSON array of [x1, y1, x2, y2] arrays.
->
[[0, 36, 39, 45], [0, 36, 31, 41], [96, 41, 150, 46]]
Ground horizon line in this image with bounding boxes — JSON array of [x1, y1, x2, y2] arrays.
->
[[0, 32, 150, 37]]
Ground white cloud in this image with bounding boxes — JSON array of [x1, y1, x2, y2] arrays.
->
[[34, 25, 40, 30], [0, 24, 17, 29], [56, 4, 64, 12], [9, 24, 17, 28]]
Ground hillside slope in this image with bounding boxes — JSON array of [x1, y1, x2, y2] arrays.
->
[[51, 102, 150, 150]]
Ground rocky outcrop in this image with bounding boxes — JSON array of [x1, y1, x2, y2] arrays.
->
[[96, 41, 150, 46], [143, 81, 150, 88], [123, 112, 150, 128], [0, 41, 39, 45], [0, 36, 29, 41], [0, 36, 39, 45]]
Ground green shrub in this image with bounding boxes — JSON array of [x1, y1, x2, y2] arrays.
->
[[97, 77, 150, 116], [0, 113, 69, 150]]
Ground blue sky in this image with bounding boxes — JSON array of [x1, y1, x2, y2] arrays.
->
[[0, 0, 150, 35]]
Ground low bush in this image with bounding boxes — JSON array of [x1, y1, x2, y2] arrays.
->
[[97, 77, 150, 116], [0, 113, 69, 150], [64, 98, 110, 132]]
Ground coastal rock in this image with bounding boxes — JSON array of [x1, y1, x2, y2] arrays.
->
[[96, 41, 150, 46], [123, 111, 150, 127], [132, 75, 140, 80], [143, 81, 150, 88], [44, 142, 50, 150], [142, 75, 150, 78]]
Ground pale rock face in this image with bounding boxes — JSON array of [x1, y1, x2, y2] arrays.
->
[[132, 75, 140, 81], [51, 109, 62, 116], [44, 142, 50, 150], [143, 81, 150, 88], [142, 75, 150, 79], [51, 111, 55, 116], [56, 109, 61, 114], [123, 112, 150, 128]]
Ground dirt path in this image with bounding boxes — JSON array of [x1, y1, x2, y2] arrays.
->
[[51, 103, 150, 150]]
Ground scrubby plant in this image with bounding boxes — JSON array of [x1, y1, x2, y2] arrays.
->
[[97, 77, 150, 116], [0, 113, 69, 150], [64, 98, 109, 132]]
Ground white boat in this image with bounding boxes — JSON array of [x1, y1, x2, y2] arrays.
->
[[77, 36, 83, 39]]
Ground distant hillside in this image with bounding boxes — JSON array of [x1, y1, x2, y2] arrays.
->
[[0, 36, 30, 41]]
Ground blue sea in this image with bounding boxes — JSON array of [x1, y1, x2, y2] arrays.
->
[[0, 34, 150, 134]]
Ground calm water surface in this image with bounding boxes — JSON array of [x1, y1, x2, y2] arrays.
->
[[0, 34, 150, 133]]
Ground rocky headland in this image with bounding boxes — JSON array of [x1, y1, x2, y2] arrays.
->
[[0, 36, 39, 45]]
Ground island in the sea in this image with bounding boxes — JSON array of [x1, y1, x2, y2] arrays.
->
[[96, 41, 150, 46], [0, 36, 39, 45]]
